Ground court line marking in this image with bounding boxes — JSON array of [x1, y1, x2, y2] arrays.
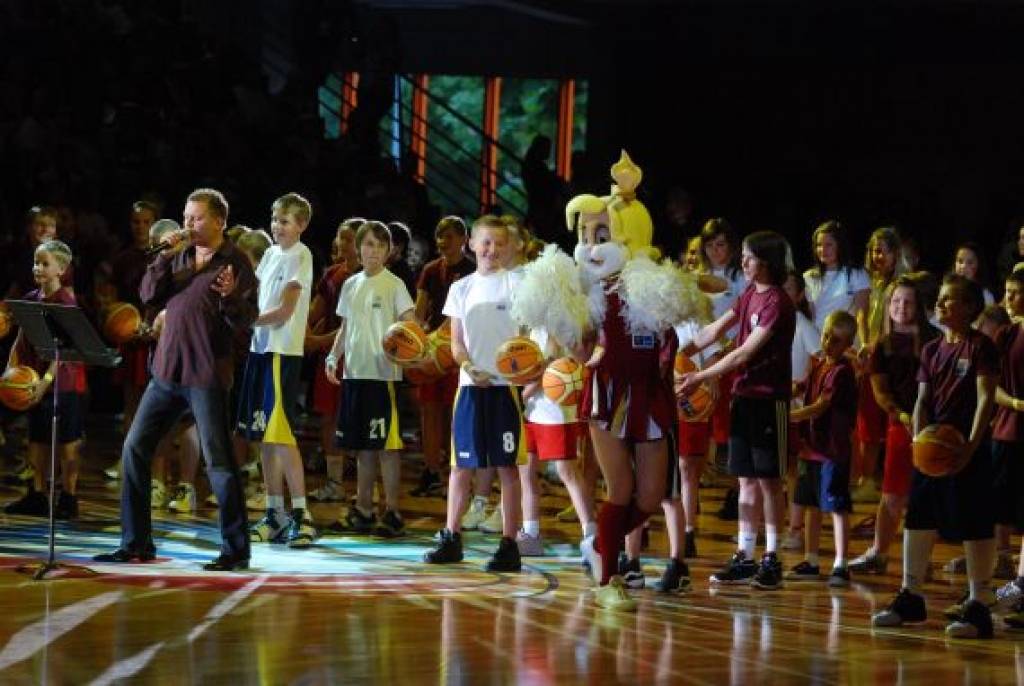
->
[[88, 642, 165, 686], [187, 575, 268, 643]]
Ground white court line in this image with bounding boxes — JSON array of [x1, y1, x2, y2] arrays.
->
[[187, 575, 268, 643], [87, 642, 165, 686], [0, 591, 123, 671]]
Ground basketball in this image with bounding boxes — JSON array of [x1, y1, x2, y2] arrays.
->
[[103, 302, 142, 344], [912, 424, 967, 477], [673, 352, 714, 422], [495, 336, 545, 385], [0, 365, 41, 411], [382, 320, 429, 365], [428, 328, 456, 372], [542, 356, 584, 406], [0, 302, 11, 340]]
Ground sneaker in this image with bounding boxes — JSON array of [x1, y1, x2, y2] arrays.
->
[[620, 556, 646, 589], [851, 480, 881, 504], [655, 558, 692, 594], [784, 560, 822, 581], [580, 534, 601, 583], [285, 508, 317, 549], [684, 530, 698, 559], [460, 497, 489, 531], [828, 566, 852, 588], [309, 479, 345, 503], [780, 530, 803, 551], [943, 556, 967, 574], [479, 505, 504, 534], [717, 488, 739, 521], [150, 479, 167, 509], [330, 506, 377, 534], [4, 490, 49, 517], [1005, 596, 1024, 630], [249, 509, 289, 543], [872, 588, 927, 627], [594, 576, 638, 611], [205, 492, 219, 507], [424, 529, 464, 564], [375, 510, 406, 538], [945, 599, 994, 639], [245, 484, 266, 511], [103, 460, 121, 480], [54, 491, 78, 520], [409, 469, 442, 497], [996, 579, 1024, 610], [994, 551, 1016, 580], [556, 504, 578, 523], [13, 460, 34, 483], [515, 530, 544, 557], [942, 589, 996, 621], [167, 483, 197, 513], [710, 551, 758, 584], [485, 536, 522, 572], [849, 552, 889, 575], [751, 552, 784, 590]]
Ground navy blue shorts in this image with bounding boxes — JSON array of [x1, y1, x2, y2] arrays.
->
[[728, 396, 788, 479], [451, 385, 526, 469], [235, 352, 302, 445], [991, 440, 1024, 531], [905, 441, 995, 542], [336, 379, 403, 451], [29, 392, 85, 444], [794, 459, 852, 514]]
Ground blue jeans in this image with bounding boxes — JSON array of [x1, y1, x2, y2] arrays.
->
[[120, 377, 250, 560]]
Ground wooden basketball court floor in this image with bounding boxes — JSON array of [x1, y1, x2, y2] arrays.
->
[[1, 421, 1024, 684]]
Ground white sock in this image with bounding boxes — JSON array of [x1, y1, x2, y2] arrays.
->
[[833, 556, 846, 570], [267, 495, 285, 513], [902, 529, 937, 593], [523, 520, 540, 537], [582, 520, 597, 539], [292, 496, 307, 511], [765, 526, 779, 554], [965, 539, 996, 602], [739, 529, 758, 559], [806, 552, 819, 566]]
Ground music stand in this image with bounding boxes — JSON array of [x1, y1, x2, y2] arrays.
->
[[5, 300, 121, 580]]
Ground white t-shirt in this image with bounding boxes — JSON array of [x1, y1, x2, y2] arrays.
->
[[524, 328, 576, 424], [336, 268, 414, 381], [252, 242, 313, 356], [709, 266, 747, 340], [791, 310, 820, 383], [803, 266, 870, 332], [443, 269, 522, 387]]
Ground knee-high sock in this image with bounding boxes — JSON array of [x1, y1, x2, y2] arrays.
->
[[597, 503, 630, 585], [902, 529, 936, 593], [964, 538, 996, 602]]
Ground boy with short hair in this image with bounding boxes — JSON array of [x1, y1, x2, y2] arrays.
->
[[423, 215, 525, 571], [786, 310, 858, 587], [326, 221, 416, 537], [238, 193, 316, 548], [872, 274, 1000, 639]]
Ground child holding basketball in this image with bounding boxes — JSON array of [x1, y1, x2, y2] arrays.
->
[[785, 310, 858, 587], [423, 215, 525, 572], [238, 193, 316, 548], [2, 240, 87, 519], [872, 274, 999, 639], [327, 221, 415, 537]]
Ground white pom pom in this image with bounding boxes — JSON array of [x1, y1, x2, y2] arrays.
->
[[617, 257, 701, 334], [510, 244, 592, 348]]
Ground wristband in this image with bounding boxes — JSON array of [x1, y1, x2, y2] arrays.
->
[[325, 354, 338, 368]]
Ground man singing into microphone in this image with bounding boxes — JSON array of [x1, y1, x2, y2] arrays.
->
[[94, 188, 257, 570]]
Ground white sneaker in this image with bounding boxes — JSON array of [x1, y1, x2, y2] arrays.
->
[[780, 530, 803, 551], [309, 479, 345, 503], [150, 479, 167, 509], [581, 534, 602, 583], [515, 530, 545, 557], [997, 579, 1024, 610], [246, 484, 266, 511], [103, 460, 121, 480], [460, 496, 489, 531], [168, 483, 197, 513], [480, 505, 503, 534]]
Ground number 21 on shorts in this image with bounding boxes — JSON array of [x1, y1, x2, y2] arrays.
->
[[369, 417, 386, 439]]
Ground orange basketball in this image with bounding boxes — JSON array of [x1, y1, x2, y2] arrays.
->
[[0, 302, 11, 340], [428, 328, 456, 372], [912, 424, 967, 477], [382, 320, 429, 365], [103, 302, 142, 344], [542, 357, 584, 406], [673, 352, 714, 422], [0, 365, 41, 411], [495, 336, 545, 385]]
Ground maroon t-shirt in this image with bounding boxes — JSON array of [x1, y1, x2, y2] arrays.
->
[[993, 322, 1024, 442], [869, 327, 939, 414], [416, 255, 475, 331], [801, 355, 857, 462], [916, 328, 1000, 438], [730, 283, 795, 400], [314, 263, 355, 333]]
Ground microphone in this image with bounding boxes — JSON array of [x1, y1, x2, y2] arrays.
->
[[145, 229, 193, 258]]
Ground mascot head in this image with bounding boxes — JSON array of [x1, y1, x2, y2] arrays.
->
[[566, 151, 658, 280]]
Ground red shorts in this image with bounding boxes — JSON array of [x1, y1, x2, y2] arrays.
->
[[710, 370, 736, 445], [677, 420, 710, 457], [856, 375, 886, 444], [881, 420, 913, 497], [418, 371, 459, 405], [312, 355, 341, 418], [525, 421, 580, 461]]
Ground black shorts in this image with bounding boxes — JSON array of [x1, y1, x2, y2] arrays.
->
[[991, 440, 1024, 531], [727, 396, 788, 479], [235, 352, 303, 445], [451, 385, 525, 469], [28, 392, 85, 444], [794, 459, 852, 514], [905, 441, 995, 542], [336, 379, 403, 451]]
